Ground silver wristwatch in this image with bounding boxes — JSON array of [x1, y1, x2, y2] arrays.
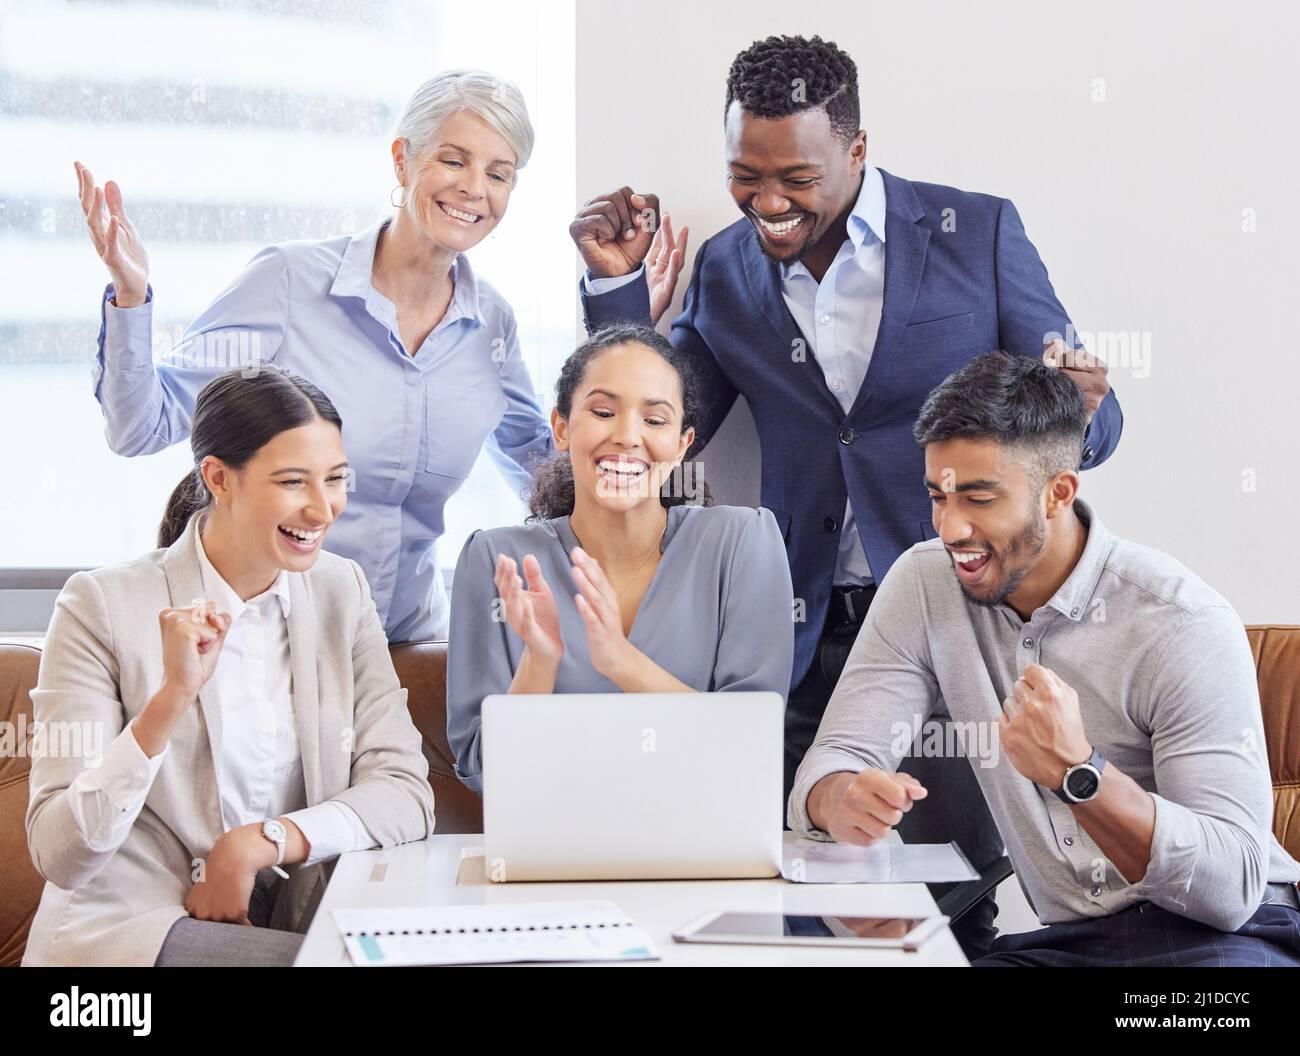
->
[[1054, 748, 1107, 804]]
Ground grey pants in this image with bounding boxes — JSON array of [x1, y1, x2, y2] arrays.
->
[[154, 868, 310, 967]]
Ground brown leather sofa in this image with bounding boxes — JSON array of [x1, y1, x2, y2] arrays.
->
[[2, 629, 1298, 967]]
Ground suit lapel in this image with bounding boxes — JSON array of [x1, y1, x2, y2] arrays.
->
[[286, 574, 323, 805], [739, 232, 845, 418], [846, 169, 930, 422], [161, 516, 225, 799]]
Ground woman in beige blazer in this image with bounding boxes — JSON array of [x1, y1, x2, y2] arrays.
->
[[23, 366, 436, 967]]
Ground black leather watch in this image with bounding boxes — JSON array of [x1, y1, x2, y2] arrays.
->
[[1054, 748, 1107, 804]]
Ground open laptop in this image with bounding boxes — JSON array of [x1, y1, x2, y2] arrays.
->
[[480, 692, 784, 882]]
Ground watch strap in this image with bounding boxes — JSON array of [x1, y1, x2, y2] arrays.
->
[[262, 820, 287, 866]]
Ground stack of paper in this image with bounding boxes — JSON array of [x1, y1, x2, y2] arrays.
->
[[332, 900, 659, 966]]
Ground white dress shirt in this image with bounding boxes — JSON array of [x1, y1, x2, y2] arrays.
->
[[192, 523, 375, 865], [585, 165, 889, 585], [64, 520, 378, 869]]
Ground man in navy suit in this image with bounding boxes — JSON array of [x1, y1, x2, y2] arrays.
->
[[570, 35, 1123, 953]]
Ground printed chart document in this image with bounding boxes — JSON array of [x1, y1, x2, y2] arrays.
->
[[332, 900, 660, 966], [782, 832, 979, 884]]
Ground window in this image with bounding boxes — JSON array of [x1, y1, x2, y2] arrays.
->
[[0, 0, 575, 577]]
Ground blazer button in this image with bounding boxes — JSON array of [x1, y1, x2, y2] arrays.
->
[[839, 427, 856, 445], [824, 516, 838, 532]]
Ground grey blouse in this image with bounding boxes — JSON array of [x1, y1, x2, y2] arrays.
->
[[446, 504, 795, 791]]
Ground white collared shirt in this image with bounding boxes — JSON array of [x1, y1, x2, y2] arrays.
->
[[192, 521, 375, 866]]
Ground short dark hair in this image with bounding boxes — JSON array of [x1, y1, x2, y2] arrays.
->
[[158, 366, 342, 548], [912, 351, 1088, 487], [526, 323, 712, 522], [724, 35, 860, 146]]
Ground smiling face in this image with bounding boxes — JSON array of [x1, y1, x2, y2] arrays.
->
[[724, 101, 866, 265], [393, 108, 517, 253], [553, 341, 695, 514], [924, 437, 1053, 608], [200, 416, 350, 580]]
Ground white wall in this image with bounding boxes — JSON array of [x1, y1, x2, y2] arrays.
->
[[575, 0, 1297, 940], [575, 0, 1300, 623]]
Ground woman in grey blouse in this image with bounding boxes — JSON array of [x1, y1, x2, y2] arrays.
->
[[447, 323, 794, 792]]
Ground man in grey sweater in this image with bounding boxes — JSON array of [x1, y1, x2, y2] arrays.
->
[[789, 351, 1300, 966]]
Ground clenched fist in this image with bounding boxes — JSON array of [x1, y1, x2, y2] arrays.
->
[[808, 767, 929, 846], [999, 662, 1093, 790]]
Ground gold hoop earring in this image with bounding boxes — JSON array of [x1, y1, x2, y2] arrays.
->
[[390, 183, 407, 208]]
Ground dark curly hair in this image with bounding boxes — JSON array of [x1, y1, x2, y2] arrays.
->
[[527, 324, 712, 522], [724, 34, 860, 145]]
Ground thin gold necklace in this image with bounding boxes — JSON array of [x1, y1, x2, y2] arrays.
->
[[571, 518, 668, 598]]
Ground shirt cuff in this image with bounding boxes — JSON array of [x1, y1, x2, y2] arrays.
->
[[101, 283, 155, 365], [1129, 792, 1200, 914], [70, 716, 168, 851], [582, 264, 645, 296], [284, 801, 377, 867], [787, 756, 863, 840]]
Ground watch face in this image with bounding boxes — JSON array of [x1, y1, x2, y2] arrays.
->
[[264, 820, 286, 840], [1066, 766, 1100, 801]]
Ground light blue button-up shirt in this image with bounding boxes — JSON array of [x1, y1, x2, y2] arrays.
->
[[93, 217, 553, 642], [585, 165, 887, 584]]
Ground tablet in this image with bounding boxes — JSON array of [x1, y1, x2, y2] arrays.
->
[[673, 911, 950, 950]]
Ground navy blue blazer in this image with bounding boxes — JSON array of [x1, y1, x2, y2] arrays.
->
[[580, 169, 1124, 688]]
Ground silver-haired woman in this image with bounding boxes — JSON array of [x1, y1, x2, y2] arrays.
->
[[75, 70, 553, 641]]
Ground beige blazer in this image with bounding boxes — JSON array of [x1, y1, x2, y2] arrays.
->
[[22, 515, 436, 966]]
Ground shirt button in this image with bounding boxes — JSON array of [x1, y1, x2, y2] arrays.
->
[[1070, 607, 1080, 618], [1022, 637, 1033, 648], [831, 378, 842, 390], [1063, 836, 1074, 847], [819, 314, 831, 325], [839, 427, 855, 445], [1090, 884, 1103, 897], [823, 516, 838, 532]]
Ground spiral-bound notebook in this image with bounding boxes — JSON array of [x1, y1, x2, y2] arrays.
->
[[332, 900, 660, 966]]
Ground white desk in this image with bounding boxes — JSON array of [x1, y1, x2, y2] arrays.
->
[[296, 834, 969, 967]]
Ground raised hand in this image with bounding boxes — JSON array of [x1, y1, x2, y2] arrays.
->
[[1043, 338, 1110, 423], [999, 662, 1093, 789], [495, 553, 564, 663], [646, 212, 689, 325], [158, 600, 231, 701], [568, 546, 637, 681], [75, 160, 149, 308], [569, 186, 660, 280]]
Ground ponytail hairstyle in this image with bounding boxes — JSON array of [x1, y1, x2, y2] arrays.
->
[[157, 366, 343, 549], [526, 323, 712, 522]]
